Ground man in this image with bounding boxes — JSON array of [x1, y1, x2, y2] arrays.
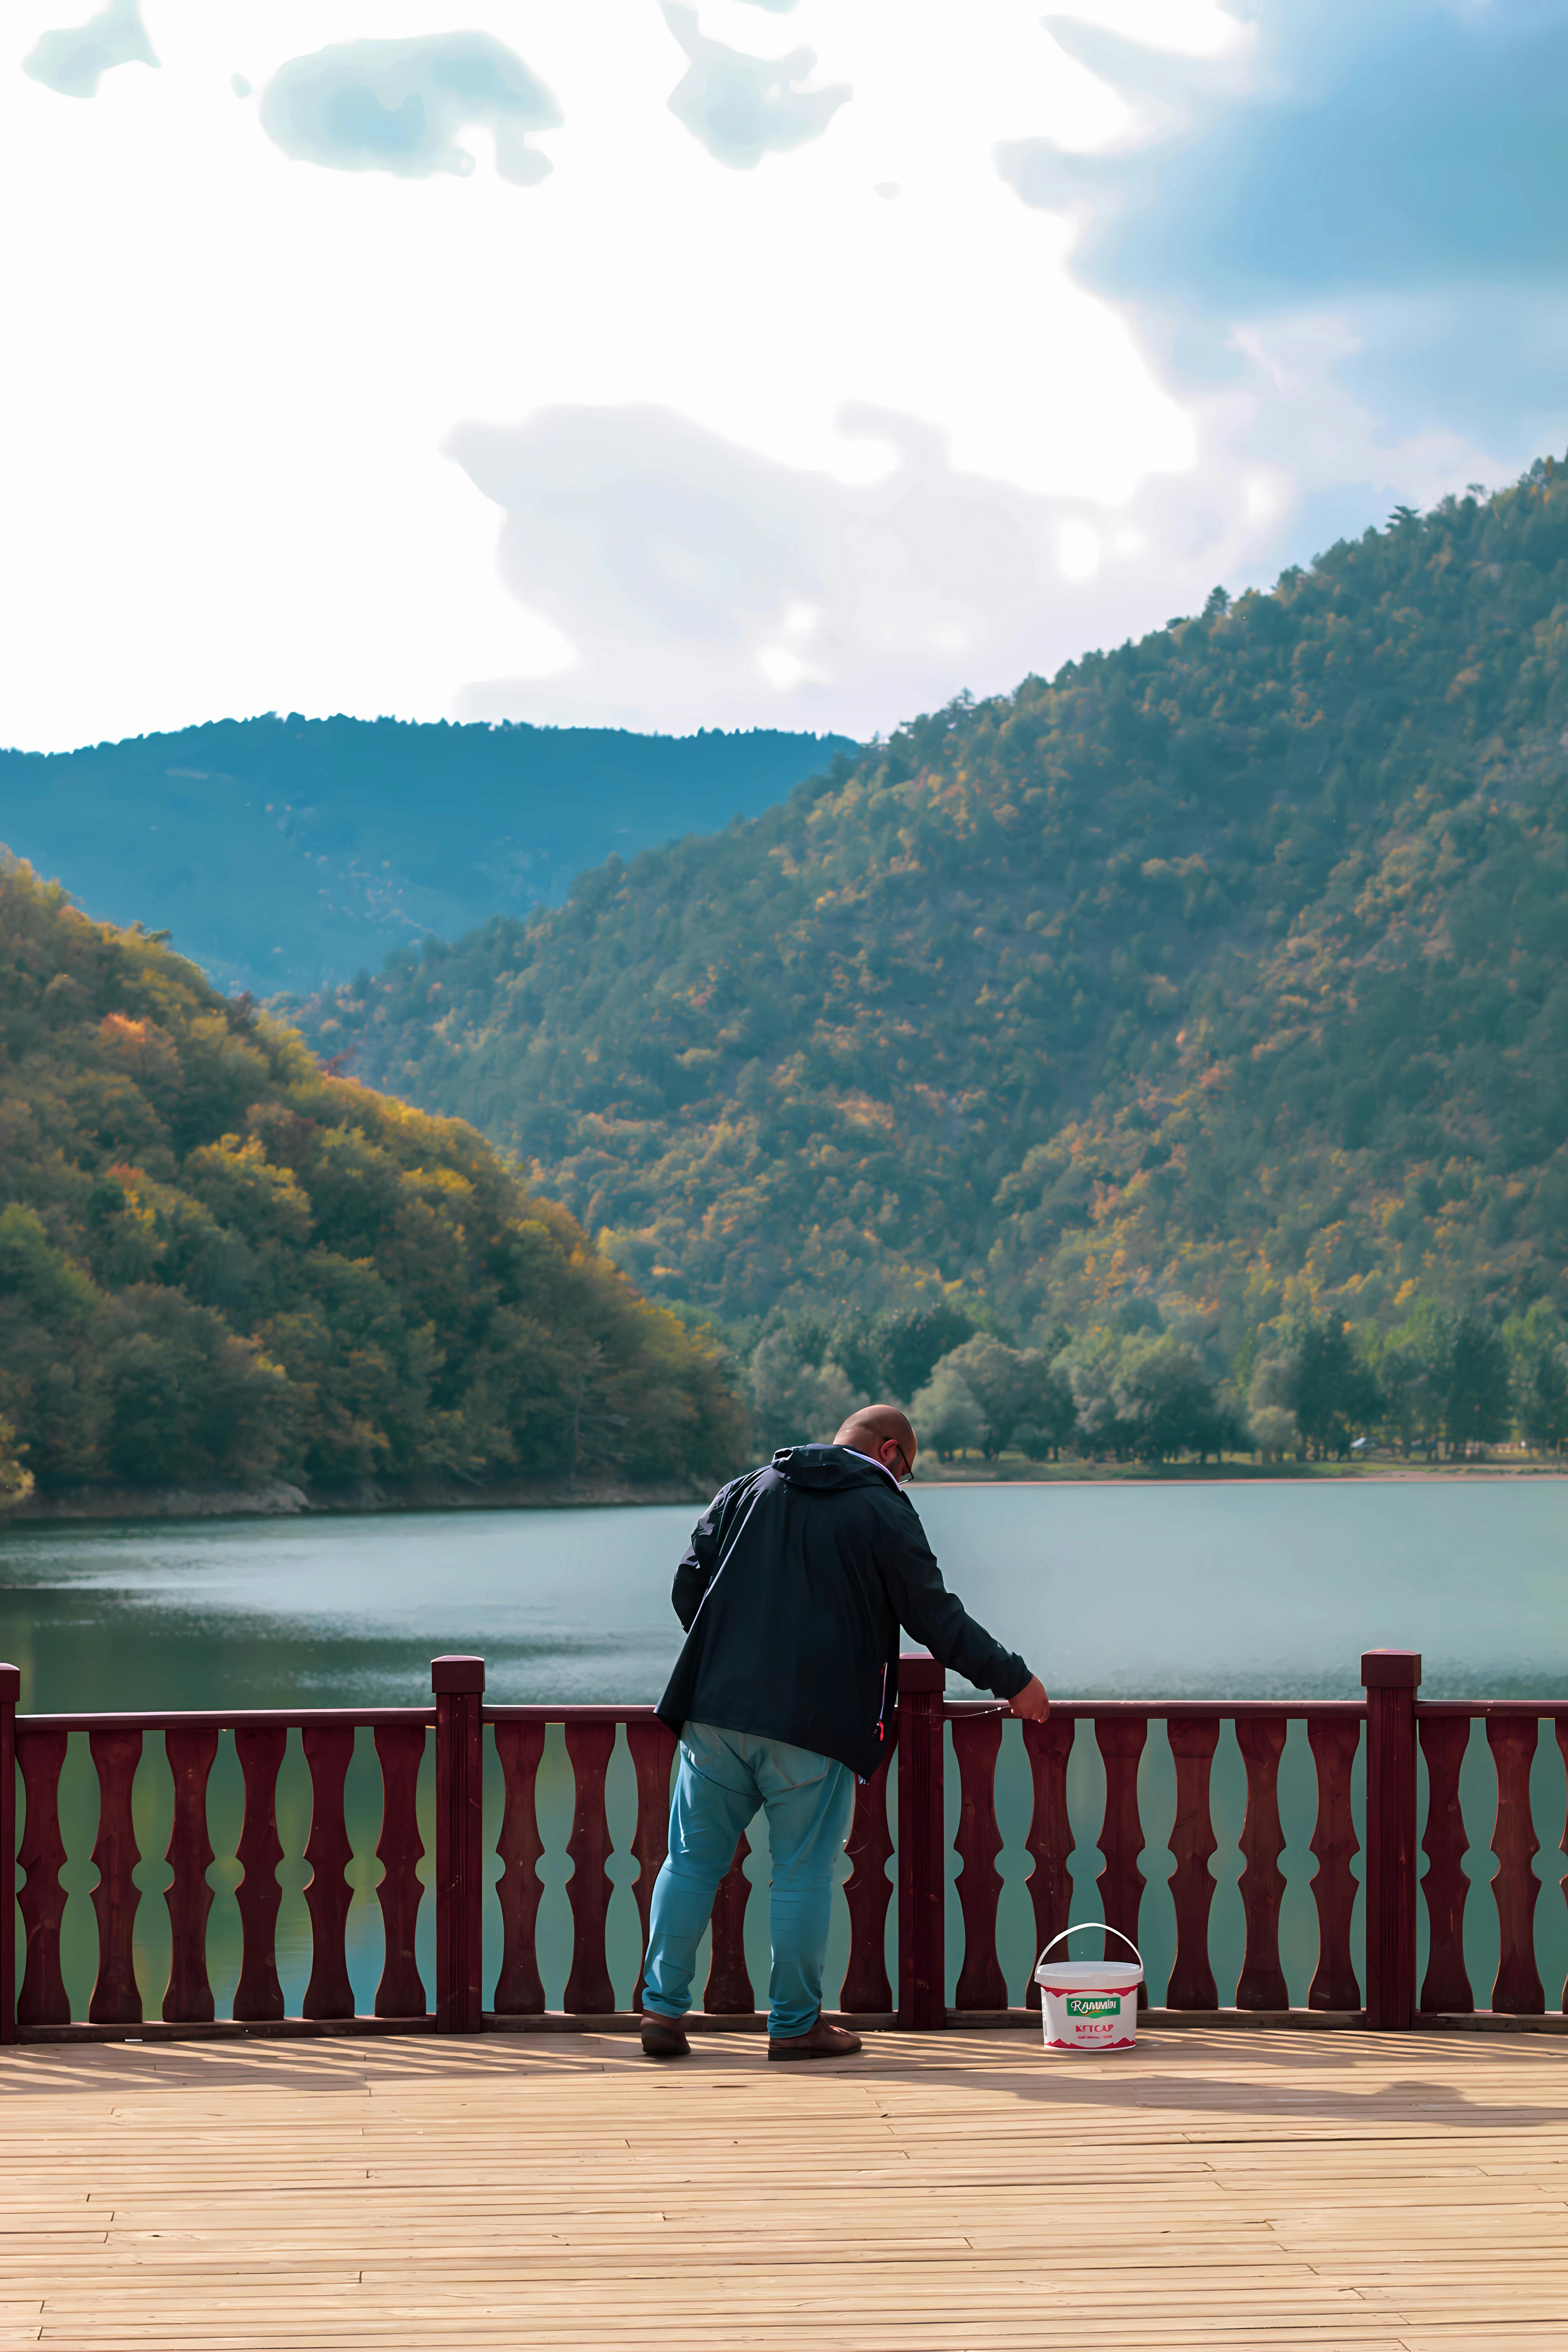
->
[[640, 1402, 1050, 2061]]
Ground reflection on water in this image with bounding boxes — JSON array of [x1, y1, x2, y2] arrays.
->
[[3, 1480, 1564, 2022], [3, 1480, 1565, 1713], [0, 1506, 693, 1714]]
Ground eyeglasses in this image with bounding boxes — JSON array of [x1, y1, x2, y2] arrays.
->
[[888, 1442, 914, 1483]]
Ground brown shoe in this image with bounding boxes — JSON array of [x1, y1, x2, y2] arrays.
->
[[767, 2014, 862, 2062], [640, 2011, 691, 2059]]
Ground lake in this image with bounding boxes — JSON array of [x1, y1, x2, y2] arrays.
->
[[2, 1478, 1565, 1713], [4, 1479, 1565, 2018]]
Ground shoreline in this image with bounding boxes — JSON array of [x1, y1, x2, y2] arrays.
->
[[4, 1458, 1563, 1526], [2, 1472, 715, 1525]]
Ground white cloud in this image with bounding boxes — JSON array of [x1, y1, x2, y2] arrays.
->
[[259, 33, 561, 184], [449, 336, 1496, 736], [24, 0, 156, 99], [659, 3, 850, 168]]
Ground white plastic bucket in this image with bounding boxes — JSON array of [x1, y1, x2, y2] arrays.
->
[[1033, 1925, 1143, 2052]]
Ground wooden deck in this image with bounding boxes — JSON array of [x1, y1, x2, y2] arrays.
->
[[4, 2026, 1567, 2349]]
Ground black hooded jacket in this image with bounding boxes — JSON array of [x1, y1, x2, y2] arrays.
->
[[655, 1446, 1033, 1779]]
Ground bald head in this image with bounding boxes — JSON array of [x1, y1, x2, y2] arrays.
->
[[835, 1403, 917, 1481]]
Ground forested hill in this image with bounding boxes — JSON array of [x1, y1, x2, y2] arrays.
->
[[0, 858, 744, 1504], [0, 716, 848, 996], [299, 457, 1568, 1355]]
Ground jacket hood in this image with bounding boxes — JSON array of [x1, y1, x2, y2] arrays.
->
[[771, 1444, 897, 1493]]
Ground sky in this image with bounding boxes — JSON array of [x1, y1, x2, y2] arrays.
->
[[4, 0, 1565, 751]]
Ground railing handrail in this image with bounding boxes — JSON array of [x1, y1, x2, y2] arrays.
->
[[1415, 1699, 1568, 1717], [30, 1695, 1568, 1731], [483, 1704, 662, 1723], [943, 1698, 1370, 1718], [15, 1707, 438, 1732]]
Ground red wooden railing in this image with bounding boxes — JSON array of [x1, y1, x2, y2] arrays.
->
[[2, 1673, 436, 2037], [3, 1646, 1566, 2042], [1415, 1697, 1568, 2017]]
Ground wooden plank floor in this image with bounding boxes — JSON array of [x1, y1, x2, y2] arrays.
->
[[4, 2026, 1568, 2349]]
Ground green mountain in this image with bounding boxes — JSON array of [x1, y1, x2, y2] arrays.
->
[[0, 856, 744, 1503], [298, 458, 1568, 1364], [0, 715, 849, 996]]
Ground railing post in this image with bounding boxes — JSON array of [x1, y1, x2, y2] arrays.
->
[[1, 1664, 17, 2047], [1363, 1648, 1421, 2030], [433, 1655, 485, 2034], [896, 1654, 945, 2030]]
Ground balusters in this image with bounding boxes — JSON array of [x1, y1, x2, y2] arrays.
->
[[1166, 1717, 1218, 2010], [1306, 1714, 1361, 2011], [16, 1725, 70, 2027], [563, 1721, 616, 2015], [951, 1714, 1006, 2011], [493, 1722, 545, 2014], [88, 1728, 143, 2025], [705, 1836, 755, 2014], [840, 1765, 894, 2015], [233, 1726, 286, 2022], [301, 1725, 356, 2018], [627, 1719, 677, 2013], [163, 1728, 218, 2023], [1096, 1718, 1146, 2003], [1417, 1714, 1471, 2015], [1022, 1717, 1072, 2011], [373, 1722, 426, 2018], [1235, 1716, 1288, 2010], [1488, 1715, 1544, 2014]]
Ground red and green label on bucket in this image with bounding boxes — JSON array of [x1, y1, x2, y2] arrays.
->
[[1065, 1994, 1124, 2018]]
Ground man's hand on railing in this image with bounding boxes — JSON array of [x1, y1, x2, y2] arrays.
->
[[1009, 1675, 1050, 1721]]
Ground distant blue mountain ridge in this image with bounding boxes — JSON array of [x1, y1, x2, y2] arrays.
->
[[0, 714, 851, 995]]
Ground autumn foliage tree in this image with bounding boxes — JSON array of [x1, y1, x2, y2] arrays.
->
[[0, 858, 747, 1497]]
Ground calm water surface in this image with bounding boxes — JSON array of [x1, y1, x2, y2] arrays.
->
[[1, 1478, 1564, 1710]]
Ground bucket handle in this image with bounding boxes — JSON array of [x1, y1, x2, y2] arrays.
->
[[1034, 1923, 1143, 1976]]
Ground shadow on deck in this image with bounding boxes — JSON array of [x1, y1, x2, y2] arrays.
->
[[5, 2025, 1568, 2348]]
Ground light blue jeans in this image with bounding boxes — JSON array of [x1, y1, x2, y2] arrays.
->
[[642, 1722, 857, 2037]]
